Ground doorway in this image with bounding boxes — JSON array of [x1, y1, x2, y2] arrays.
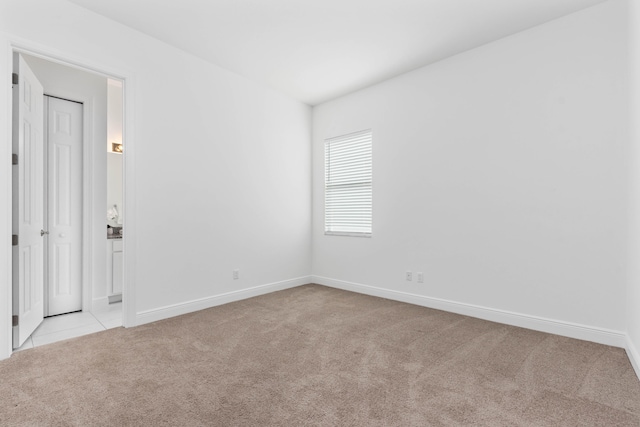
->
[[11, 52, 125, 350]]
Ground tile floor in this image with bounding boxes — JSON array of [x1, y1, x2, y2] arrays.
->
[[14, 302, 122, 352]]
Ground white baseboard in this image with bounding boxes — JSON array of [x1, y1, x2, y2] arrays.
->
[[627, 336, 640, 381], [312, 276, 627, 348], [135, 276, 311, 326], [91, 296, 109, 312]]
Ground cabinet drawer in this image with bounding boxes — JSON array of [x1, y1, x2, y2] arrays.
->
[[112, 240, 123, 252], [112, 251, 123, 294]]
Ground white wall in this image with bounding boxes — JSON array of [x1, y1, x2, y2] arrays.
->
[[0, 0, 311, 359], [312, 0, 629, 345], [107, 153, 122, 227], [107, 79, 123, 152], [627, 0, 640, 379]]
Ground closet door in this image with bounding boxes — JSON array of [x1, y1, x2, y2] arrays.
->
[[46, 96, 83, 316]]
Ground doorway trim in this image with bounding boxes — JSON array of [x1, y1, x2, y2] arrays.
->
[[3, 38, 137, 358]]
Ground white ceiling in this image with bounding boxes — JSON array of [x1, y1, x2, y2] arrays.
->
[[68, 0, 608, 106]]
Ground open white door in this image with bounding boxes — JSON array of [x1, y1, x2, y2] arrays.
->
[[12, 54, 45, 349]]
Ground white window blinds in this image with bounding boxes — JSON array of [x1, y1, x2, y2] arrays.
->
[[325, 130, 372, 237]]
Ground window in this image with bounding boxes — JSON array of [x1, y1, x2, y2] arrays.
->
[[325, 130, 372, 237]]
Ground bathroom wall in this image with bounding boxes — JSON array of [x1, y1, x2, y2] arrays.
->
[[107, 79, 123, 226]]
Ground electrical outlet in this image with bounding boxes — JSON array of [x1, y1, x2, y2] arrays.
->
[[417, 272, 424, 283], [233, 269, 239, 280], [406, 271, 413, 281]]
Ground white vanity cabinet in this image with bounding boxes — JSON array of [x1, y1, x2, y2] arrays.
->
[[107, 238, 123, 298]]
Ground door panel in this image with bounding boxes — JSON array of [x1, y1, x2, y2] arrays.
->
[[46, 96, 83, 316], [12, 54, 44, 349]]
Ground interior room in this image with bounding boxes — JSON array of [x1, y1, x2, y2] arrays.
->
[[1, 0, 640, 424]]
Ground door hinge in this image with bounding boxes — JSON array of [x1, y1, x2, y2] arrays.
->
[[12, 315, 18, 327], [12, 235, 18, 246], [12, 154, 18, 165], [12, 73, 18, 85]]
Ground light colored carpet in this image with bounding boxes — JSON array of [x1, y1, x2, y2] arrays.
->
[[0, 284, 639, 426]]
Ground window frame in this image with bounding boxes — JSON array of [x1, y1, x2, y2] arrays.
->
[[324, 129, 372, 238]]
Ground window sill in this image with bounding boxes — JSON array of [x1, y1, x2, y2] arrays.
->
[[325, 232, 372, 238]]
